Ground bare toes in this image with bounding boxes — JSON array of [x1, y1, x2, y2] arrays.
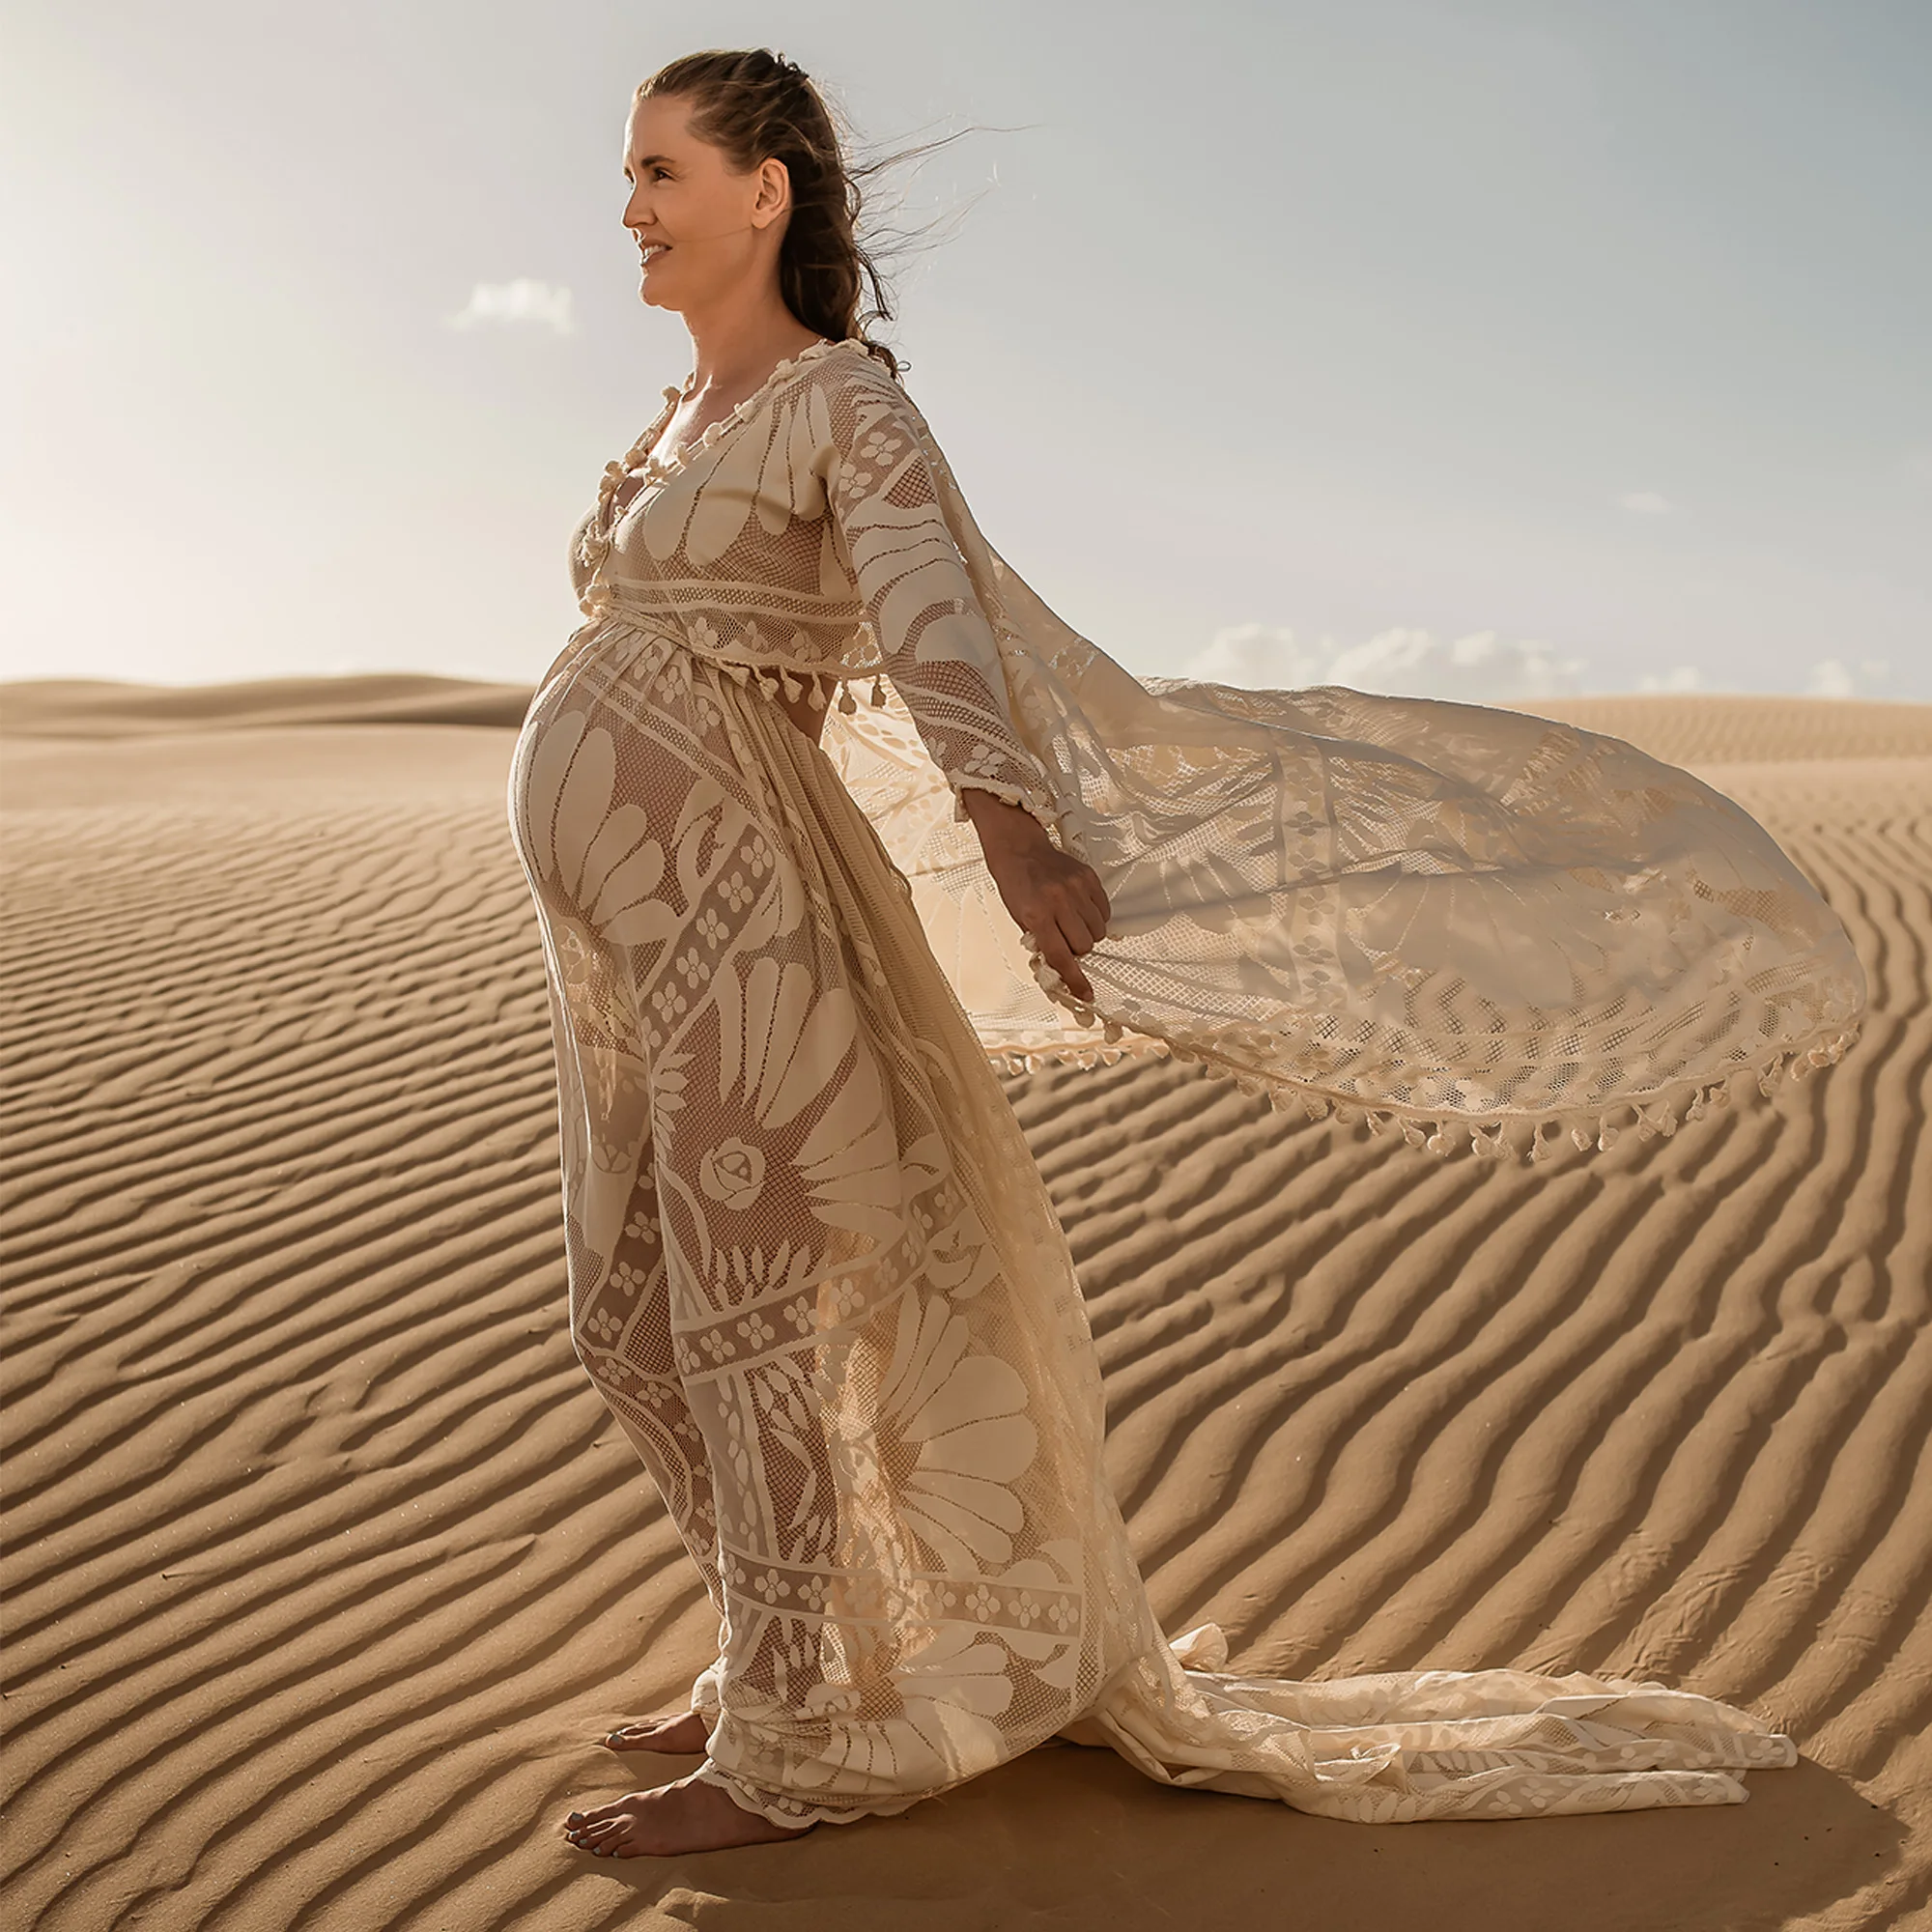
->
[[604, 1712, 710, 1752]]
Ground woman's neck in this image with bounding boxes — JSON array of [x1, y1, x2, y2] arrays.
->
[[681, 297, 826, 400]]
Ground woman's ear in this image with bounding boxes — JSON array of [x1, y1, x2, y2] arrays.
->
[[750, 156, 792, 231]]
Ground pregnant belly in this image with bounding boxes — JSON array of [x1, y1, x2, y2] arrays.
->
[[526, 616, 842, 753]]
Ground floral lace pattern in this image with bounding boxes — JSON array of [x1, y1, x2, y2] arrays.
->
[[504, 337, 1842, 1829]]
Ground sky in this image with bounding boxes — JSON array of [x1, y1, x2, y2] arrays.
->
[[4, 0, 1927, 702]]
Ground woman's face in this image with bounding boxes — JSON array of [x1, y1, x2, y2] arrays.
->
[[621, 93, 790, 315]]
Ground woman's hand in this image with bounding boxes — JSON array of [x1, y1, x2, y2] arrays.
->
[[961, 790, 1111, 1006]]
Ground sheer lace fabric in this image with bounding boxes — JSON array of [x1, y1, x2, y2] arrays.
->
[[558, 338, 1862, 1162], [508, 335, 1850, 1828]]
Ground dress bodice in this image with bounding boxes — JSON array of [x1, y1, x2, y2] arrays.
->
[[565, 336, 1060, 828]]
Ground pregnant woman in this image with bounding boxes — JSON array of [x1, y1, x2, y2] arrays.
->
[[507, 48, 1866, 1858]]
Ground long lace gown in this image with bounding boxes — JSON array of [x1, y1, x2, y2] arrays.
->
[[505, 335, 1865, 1831]]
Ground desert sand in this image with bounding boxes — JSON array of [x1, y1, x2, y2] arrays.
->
[[2, 680, 1926, 1931]]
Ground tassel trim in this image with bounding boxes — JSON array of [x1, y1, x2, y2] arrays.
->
[[561, 609, 891, 684], [986, 998, 1864, 1170]]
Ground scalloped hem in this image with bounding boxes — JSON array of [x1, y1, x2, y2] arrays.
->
[[682, 1630, 1231, 1833], [986, 993, 1865, 1169], [688, 1757, 931, 1833]]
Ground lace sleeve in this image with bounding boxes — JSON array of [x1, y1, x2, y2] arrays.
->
[[824, 377, 1059, 831]]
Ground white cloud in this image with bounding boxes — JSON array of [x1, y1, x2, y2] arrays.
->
[[1636, 665, 1710, 693], [1615, 490, 1674, 515], [447, 279, 576, 335], [1185, 623, 1589, 702], [1805, 656, 1891, 698]]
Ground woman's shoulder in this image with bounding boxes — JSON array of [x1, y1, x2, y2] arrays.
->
[[796, 338, 928, 437], [816, 335, 902, 380], [789, 338, 905, 400]]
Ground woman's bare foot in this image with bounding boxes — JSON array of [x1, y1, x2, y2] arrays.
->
[[562, 1770, 813, 1856], [602, 1711, 710, 1753]]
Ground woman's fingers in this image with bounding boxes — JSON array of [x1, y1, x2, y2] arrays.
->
[[1048, 867, 1114, 1003], [1040, 900, 1101, 1003], [1040, 924, 1094, 1004], [993, 844, 1111, 1006], [1055, 900, 1101, 955]]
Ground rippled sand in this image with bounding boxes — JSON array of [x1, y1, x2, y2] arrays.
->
[[3, 680, 1925, 1930]]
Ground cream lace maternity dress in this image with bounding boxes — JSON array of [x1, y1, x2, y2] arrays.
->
[[505, 335, 1864, 1831]]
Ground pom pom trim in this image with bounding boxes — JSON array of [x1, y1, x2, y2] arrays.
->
[[985, 978, 1863, 1171]]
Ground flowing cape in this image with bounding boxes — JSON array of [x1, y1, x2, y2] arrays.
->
[[820, 433, 1866, 1164]]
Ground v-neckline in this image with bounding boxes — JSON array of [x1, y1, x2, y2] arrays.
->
[[628, 335, 850, 500]]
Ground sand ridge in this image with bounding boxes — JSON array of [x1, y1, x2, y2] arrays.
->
[[2, 680, 1926, 1929]]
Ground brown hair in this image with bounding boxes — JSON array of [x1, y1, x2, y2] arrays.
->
[[639, 47, 973, 383]]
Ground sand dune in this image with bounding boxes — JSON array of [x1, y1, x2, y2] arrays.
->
[[2, 679, 1926, 1930], [1, 673, 535, 737]]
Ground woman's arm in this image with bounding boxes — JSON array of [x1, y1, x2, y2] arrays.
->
[[822, 372, 1110, 1005], [959, 789, 1110, 1006], [822, 375, 1061, 827]]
